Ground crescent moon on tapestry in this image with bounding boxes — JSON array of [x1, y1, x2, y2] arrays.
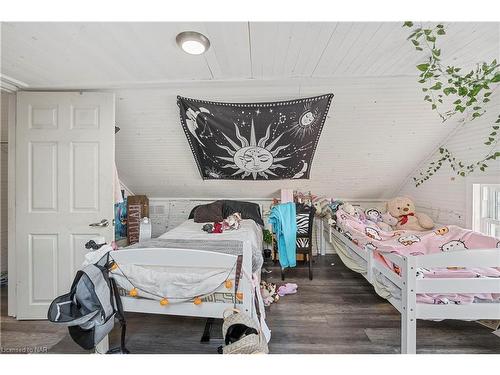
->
[[177, 94, 333, 180]]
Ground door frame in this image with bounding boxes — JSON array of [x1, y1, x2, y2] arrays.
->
[[7, 92, 17, 317]]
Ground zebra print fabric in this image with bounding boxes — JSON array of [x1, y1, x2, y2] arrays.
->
[[296, 237, 310, 248], [296, 213, 310, 234]]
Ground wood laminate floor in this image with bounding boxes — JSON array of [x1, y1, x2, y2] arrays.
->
[[1, 255, 499, 354]]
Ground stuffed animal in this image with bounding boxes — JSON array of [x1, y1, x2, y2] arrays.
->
[[260, 281, 279, 306], [353, 207, 366, 221], [365, 208, 391, 232], [386, 196, 434, 231], [340, 202, 355, 216], [365, 208, 383, 223], [380, 212, 398, 231], [222, 212, 242, 231], [364, 208, 397, 232], [329, 200, 344, 215], [312, 197, 331, 217]]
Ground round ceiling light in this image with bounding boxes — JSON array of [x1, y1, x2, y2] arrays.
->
[[176, 31, 210, 55]]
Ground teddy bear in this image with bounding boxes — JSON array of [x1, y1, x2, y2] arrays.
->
[[386, 196, 434, 231]]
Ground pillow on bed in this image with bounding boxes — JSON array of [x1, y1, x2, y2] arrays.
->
[[222, 200, 264, 226], [188, 206, 199, 220], [193, 201, 224, 223]]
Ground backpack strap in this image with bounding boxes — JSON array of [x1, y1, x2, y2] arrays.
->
[[109, 276, 129, 354], [233, 255, 243, 308], [254, 292, 262, 322]]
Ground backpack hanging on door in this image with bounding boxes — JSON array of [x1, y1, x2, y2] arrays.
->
[[47, 253, 129, 353]]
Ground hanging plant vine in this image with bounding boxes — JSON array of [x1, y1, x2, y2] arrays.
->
[[402, 22, 500, 187]]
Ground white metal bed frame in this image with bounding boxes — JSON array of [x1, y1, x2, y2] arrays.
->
[[330, 227, 500, 354], [96, 202, 263, 353], [96, 245, 255, 353]]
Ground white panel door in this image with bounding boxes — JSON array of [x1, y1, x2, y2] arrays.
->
[[15, 92, 115, 319]]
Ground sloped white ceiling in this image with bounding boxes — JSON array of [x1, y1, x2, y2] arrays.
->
[[1, 22, 499, 199], [113, 76, 468, 198]]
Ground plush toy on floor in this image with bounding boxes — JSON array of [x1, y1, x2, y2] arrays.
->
[[260, 281, 280, 306], [277, 283, 298, 296], [386, 196, 434, 231]]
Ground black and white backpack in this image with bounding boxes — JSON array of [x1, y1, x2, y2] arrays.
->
[[47, 254, 128, 353]]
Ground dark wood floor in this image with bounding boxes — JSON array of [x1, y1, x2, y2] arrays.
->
[[2, 255, 500, 354]]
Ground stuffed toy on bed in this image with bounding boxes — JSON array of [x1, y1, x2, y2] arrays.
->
[[222, 212, 242, 231], [312, 197, 331, 217], [380, 212, 398, 231], [365, 208, 395, 232], [386, 196, 434, 231]]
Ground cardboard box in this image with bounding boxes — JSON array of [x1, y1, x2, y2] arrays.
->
[[127, 195, 149, 245]]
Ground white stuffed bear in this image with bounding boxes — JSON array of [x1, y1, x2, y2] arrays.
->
[[386, 196, 434, 231]]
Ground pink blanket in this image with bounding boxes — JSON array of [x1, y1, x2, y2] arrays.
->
[[336, 209, 500, 304]]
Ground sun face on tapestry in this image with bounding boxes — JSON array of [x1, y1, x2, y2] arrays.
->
[[178, 94, 333, 180], [216, 121, 291, 179]]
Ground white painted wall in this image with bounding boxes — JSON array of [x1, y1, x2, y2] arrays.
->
[[398, 91, 500, 227], [115, 76, 462, 200], [147, 197, 334, 254]]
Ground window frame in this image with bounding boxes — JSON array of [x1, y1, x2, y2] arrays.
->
[[466, 176, 500, 236]]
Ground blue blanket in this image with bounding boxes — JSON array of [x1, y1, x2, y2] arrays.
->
[[269, 202, 297, 268]]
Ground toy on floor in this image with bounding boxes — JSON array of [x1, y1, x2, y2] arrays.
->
[[277, 283, 298, 296], [386, 196, 434, 231], [260, 281, 280, 306]]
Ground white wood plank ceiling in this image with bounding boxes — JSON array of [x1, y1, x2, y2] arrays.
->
[[1, 22, 499, 88]]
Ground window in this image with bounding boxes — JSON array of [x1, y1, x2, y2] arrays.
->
[[470, 183, 500, 237]]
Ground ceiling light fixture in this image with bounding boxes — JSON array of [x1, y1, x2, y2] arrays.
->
[[176, 31, 210, 55]]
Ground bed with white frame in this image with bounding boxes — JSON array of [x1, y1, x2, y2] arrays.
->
[[327, 200, 500, 354], [96, 201, 264, 353]]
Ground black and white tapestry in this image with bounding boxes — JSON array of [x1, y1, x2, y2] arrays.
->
[[177, 94, 333, 180]]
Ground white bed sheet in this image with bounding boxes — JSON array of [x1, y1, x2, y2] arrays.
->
[[159, 219, 264, 272]]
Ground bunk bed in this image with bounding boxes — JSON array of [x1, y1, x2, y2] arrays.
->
[[96, 201, 266, 353], [328, 207, 500, 354]]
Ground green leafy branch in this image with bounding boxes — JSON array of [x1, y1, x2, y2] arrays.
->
[[404, 21, 499, 122], [413, 143, 500, 187], [403, 21, 500, 186]]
